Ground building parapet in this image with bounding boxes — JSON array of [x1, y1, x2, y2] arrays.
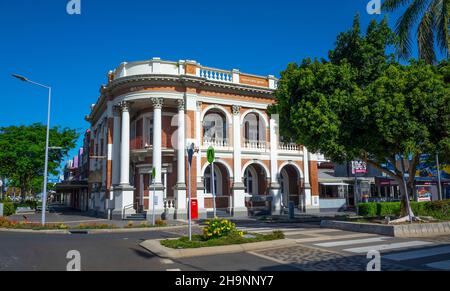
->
[[110, 58, 278, 90]]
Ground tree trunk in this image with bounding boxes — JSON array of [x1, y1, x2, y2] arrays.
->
[[398, 177, 415, 218]]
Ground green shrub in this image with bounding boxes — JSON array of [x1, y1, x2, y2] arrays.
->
[[1, 202, 15, 216], [377, 202, 401, 217], [358, 203, 377, 217], [161, 231, 285, 249], [202, 218, 241, 240], [412, 200, 450, 220], [358, 200, 450, 220]]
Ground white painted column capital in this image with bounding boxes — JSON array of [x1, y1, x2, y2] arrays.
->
[[232, 105, 243, 185], [176, 99, 186, 187], [119, 101, 131, 186], [269, 118, 280, 185], [152, 98, 163, 186], [303, 146, 312, 207]]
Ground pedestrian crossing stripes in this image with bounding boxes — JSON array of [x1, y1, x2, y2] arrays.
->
[[235, 224, 449, 270], [425, 260, 450, 270], [314, 237, 392, 247], [343, 241, 434, 254], [383, 245, 450, 261]]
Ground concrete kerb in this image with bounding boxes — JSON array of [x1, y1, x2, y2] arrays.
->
[[320, 220, 450, 237], [139, 238, 298, 259], [0, 223, 195, 234]]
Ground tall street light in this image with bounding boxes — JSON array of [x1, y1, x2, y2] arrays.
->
[[12, 74, 52, 226]]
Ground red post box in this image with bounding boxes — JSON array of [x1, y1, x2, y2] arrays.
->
[[190, 199, 198, 220]]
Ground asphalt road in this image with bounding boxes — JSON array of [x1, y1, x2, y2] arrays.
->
[[2, 222, 449, 271], [0, 230, 293, 271]]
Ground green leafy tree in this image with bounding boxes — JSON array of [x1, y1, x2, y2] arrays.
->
[[272, 18, 450, 218], [0, 124, 79, 198], [382, 0, 450, 64]]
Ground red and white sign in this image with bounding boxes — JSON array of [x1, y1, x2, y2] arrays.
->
[[352, 161, 367, 175]]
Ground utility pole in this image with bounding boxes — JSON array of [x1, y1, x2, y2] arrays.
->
[[436, 153, 442, 201]]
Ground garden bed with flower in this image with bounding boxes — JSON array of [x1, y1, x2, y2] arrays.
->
[[160, 218, 285, 249], [0, 217, 168, 231]]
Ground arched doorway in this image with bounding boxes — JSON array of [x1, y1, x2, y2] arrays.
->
[[203, 162, 231, 215], [279, 164, 302, 207], [243, 163, 268, 196]]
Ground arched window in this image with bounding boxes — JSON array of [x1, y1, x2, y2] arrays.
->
[[243, 113, 265, 142], [203, 110, 227, 144]]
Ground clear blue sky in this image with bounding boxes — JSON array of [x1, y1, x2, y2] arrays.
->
[[0, 0, 415, 169]]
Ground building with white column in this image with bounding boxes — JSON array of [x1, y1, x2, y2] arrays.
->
[[85, 58, 320, 220]]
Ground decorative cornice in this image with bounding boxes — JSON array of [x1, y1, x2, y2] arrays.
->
[[151, 97, 164, 109], [108, 75, 275, 97]]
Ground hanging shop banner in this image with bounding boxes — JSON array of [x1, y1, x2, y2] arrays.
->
[[352, 161, 367, 175]]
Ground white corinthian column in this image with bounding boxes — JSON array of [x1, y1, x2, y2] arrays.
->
[[174, 98, 187, 218]]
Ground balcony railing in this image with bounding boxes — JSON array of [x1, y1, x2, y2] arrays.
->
[[278, 142, 302, 151], [243, 140, 268, 150], [130, 137, 152, 150], [203, 137, 230, 148], [200, 67, 233, 83]]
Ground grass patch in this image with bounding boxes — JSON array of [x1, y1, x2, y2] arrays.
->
[[160, 231, 285, 249]]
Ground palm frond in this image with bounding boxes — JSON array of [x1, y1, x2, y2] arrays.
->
[[383, 0, 413, 12], [432, 0, 450, 57], [395, 0, 431, 59], [417, 10, 437, 63]]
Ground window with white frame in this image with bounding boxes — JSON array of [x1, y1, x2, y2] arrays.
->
[[203, 111, 227, 142]]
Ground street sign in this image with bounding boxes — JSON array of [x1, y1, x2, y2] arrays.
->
[[207, 147, 215, 164], [187, 143, 195, 166], [151, 167, 156, 180]]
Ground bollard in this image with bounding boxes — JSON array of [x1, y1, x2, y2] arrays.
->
[[288, 201, 295, 220]]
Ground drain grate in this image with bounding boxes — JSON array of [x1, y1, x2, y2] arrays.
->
[[69, 230, 89, 234]]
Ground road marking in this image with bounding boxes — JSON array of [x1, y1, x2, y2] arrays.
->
[[295, 233, 376, 243], [247, 251, 303, 270], [237, 228, 304, 232], [425, 260, 450, 270], [343, 241, 434, 253], [383, 245, 450, 261], [314, 237, 392, 247], [160, 259, 174, 264], [166, 268, 181, 271]]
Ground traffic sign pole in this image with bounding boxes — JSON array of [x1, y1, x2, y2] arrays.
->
[[187, 143, 195, 241], [207, 147, 216, 218], [212, 161, 216, 218]]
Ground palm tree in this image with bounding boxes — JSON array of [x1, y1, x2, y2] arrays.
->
[[383, 0, 449, 64]]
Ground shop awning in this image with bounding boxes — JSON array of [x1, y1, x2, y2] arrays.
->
[[320, 182, 350, 186]]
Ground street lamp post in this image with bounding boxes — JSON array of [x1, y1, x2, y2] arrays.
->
[[12, 74, 52, 226]]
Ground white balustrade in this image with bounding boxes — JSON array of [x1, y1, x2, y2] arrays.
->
[[199, 67, 233, 83], [278, 142, 301, 151], [203, 137, 230, 147], [243, 140, 268, 150]]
